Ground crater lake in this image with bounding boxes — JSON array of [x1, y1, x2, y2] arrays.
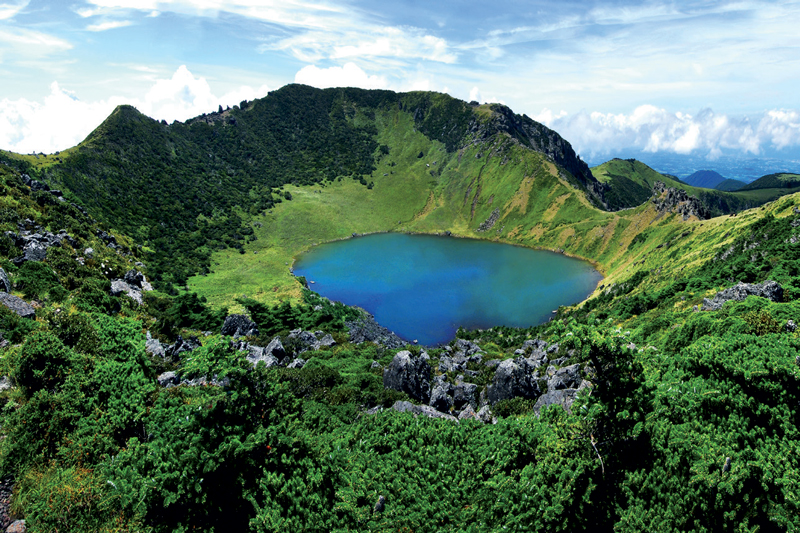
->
[[293, 233, 603, 345]]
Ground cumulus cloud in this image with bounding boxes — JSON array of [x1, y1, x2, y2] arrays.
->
[[294, 63, 388, 90], [0, 65, 269, 153], [535, 105, 800, 161]]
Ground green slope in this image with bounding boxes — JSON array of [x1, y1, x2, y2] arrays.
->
[[739, 172, 800, 191], [715, 178, 746, 191], [592, 158, 793, 214], [32, 85, 602, 293]]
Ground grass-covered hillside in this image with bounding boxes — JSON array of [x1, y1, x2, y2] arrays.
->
[[592, 158, 791, 213], [1, 87, 800, 532]]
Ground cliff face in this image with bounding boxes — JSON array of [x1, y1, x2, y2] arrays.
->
[[651, 181, 709, 220]]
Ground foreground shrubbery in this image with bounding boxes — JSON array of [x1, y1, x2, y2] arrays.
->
[[1, 157, 800, 531]]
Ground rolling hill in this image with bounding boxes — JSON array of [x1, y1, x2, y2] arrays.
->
[[683, 169, 726, 188]]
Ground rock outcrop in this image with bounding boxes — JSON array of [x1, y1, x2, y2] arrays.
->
[[651, 181, 709, 220], [0, 269, 10, 293], [109, 270, 153, 305], [221, 314, 259, 338], [383, 350, 432, 403], [346, 312, 405, 349], [702, 280, 783, 311]]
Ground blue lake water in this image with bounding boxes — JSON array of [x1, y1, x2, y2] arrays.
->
[[293, 233, 603, 346]]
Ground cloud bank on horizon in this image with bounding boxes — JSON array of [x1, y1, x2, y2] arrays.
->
[[0, 0, 798, 163]]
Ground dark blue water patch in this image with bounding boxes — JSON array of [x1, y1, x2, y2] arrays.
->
[[293, 233, 603, 346]]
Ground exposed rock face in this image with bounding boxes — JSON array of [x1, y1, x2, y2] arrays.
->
[[6, 227, 77, 266], [651, 181, 709, 220], [0, 269, 10, 293], [429, 381, 454, 413], [383, 350, 432, 403], [221, 314, 259, 338], [157, 371, 180, 388], [346, 312, 405, 349], [534, 389, 579, 415], [239, 336, 285, 368], [477, 208, 500, 232], [0, 293, 35, 319], [453, 382, 478, 410], [702, 281, 783, 311]]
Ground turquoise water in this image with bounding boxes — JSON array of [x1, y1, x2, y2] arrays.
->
[[293, 233, 602, 346]]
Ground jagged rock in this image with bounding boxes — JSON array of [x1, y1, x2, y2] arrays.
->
[[123, 270, 145, 287], [14, 241, 47, 264], [477, 208, 500, 232], [0, 293, 35, 319], [651, 181, 709, 220], [429, 381, 454, 413], [458, 404, 479, 421], [287, 358, 306, 369], [157, 371, 180, 388], [453, 382, 478, 410], [370, 361, 382, 369], [110, 279, 143, 305], [787, 320, 797, 333], [391, 400, 457, 422], [454, 338, 483, 356], [476, 405, 494, 424], [240, 336, 286, 368], [145, 332, 166, 358], [346, 312, 405, 348], [547, 364, 582, 391], [484, 359, 502, 369], [0, 376, 12, 391], [166, 336, 201, 359], [221, 314, 259, 338], [702, 281, 783, 311], [287, 329, 336, 353], [383, 351, 432, 403], [486, 358, 541, 404], [0, 269, 10, 293], [534, 389, 579, 415]]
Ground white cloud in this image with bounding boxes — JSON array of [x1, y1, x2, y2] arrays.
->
[[0, 65, 269, 153], [86, 20, 133, 31], [535, 105, 800, 160], [0, 27, 72, 60], [467, 86, 504, 105], [294, 63, 388, 90], [0, 0, 28, 20]]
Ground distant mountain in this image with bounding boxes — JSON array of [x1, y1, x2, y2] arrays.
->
[[739, 172, 800, 191], [683, 170, 726, 189], [715, 178, 746, 191]]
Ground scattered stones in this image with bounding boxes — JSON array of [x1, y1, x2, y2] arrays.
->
[[0, 293, 35, 319], [702, 281, 783, 311], [383, 351, 432, 403], [109, 271, 153, 305], [486, 358, 541, 404], [145, 332, 166, 358], [458, 404, 479, 420], [0, 478, 14, 532], [533, 389, 579, 415], [165, 336, 201, 359], [287, 329, 336, 353]]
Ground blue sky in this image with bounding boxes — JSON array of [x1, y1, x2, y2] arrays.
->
[[1, 0, 799, 164]]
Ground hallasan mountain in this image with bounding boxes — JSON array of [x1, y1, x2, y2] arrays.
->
[[1, 84, 800, 532]]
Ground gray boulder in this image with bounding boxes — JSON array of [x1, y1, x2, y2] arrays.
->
[[110, 279, 143, 305], [287, 358, 307, 369], [458, 404, 479, 421], [0, 268, 10, 293], [346, 312, 405, 349], [453, 382, 478, 410], [123, 270, 146, 287], [19, 241, 47, 263], [533, 389, 579, 415], [157, 371, 180, 388], [476, 405, 494, 424], [242, 336, 286, 368], [429, 381, 454, 413], [222, 314, 259, 338], [0, 376, 12, 391], [0, 293, 35, 319], [702, 281, 783, 311], [288, 329, 337, 353], [486, 358, 541, 404], [383, 350, 432, 403], [145, 332, 166, 358], [548, 364, 582, 391], [315, 331, 336, 348]]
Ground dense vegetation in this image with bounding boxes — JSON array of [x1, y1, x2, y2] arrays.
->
[[2, 88, 800, 532]]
